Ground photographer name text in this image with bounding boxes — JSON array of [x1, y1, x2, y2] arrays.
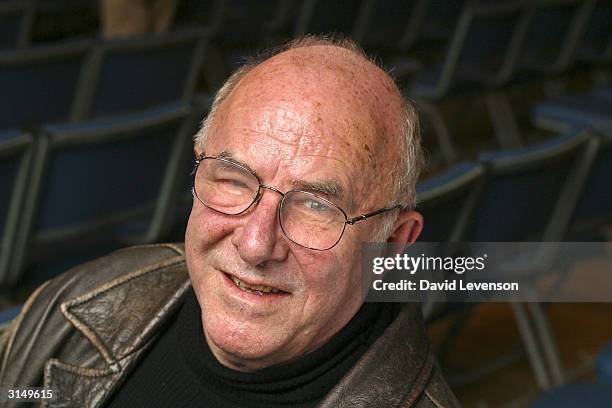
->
[[372, 279, 519, 292]]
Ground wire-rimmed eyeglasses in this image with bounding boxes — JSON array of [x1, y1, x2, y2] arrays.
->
[[192, 154, 404, 250]]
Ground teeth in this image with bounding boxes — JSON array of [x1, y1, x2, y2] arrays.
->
[[230, 275, 280, 295]]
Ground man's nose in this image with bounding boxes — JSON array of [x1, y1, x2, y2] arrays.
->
[[231, 187, 289, 266]]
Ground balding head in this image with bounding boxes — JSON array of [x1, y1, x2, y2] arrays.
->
[[195, 37, 423, 217]]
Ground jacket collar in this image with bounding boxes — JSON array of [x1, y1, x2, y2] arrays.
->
[[44, 254, 190, 407]]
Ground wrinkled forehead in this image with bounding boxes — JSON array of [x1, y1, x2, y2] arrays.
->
[[227, 79, 375, 153]]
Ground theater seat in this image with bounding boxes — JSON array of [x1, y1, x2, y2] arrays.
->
[[533, 93, 612, 133]]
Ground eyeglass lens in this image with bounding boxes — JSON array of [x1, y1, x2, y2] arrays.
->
[[194, 158, 347, 250]]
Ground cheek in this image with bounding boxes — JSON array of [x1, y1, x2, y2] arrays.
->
[[185, 203, 235, 251], [299, 247, 361, 306], [295, 251, 365, 341], [185, 204, 235, 304], [185, 204, 237, 285]]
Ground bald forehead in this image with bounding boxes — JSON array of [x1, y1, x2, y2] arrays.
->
[[248, 45, 402, 110], [223, 44, 404, 145]]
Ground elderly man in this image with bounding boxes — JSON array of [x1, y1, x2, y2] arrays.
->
[[0, 37, 459, 407]]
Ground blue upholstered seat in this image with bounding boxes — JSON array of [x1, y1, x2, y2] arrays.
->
[[10, 102, 192, 287], [533, 94, 612, 133], [73, 28, 208, 121], [0, 40, 91, 131], [416, 162, 483, 242]]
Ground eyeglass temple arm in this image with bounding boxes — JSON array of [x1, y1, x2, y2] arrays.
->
[[346, 204, 404, 225]]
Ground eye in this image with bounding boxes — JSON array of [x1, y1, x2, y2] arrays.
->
[[227, 179, 249, 189], [305, 199, 332, 212]]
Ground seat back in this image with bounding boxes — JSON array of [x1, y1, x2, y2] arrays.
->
[[457, 0, 531, 84], [417, 162, 483, 242], [435, 0, 531, 93], [519, 0, 595, 73], [352, 0, 421, 52], [174, 0, 228, 38], [420, 0, 467, 43], [569, 131, 612, 236], [219, 0, 294, 47], [0, 0, 33, 50], [11, 102, 192, 286], [576, 0, 612, 63], [293, 0, 364, 37], [0, 40, 91, 131], [73, 29, 207, 120], [167, 95, 213, 242], [0, 131, 33, 288], [466, 129, 593, 242]]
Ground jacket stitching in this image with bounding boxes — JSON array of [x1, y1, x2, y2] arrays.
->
[[45, 358, 116, 378]]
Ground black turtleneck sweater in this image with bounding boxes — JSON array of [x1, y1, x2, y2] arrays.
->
[[107, 288, 397, 408]]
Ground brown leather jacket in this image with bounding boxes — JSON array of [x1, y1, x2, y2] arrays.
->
[[0, 244, 460, 407]]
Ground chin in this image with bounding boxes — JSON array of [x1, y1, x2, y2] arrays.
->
[[203, 308, 293, 365]]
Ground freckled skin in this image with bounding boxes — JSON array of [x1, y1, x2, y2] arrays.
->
[[185, 45, 410, 371]]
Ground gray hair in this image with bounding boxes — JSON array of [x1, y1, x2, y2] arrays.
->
[[194, 36, 424, 240]]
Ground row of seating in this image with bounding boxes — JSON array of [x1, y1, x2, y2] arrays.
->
[[0, 24, 212, 291], [417, 128, 610, 244], [0, 27, 207, 132], [3, 1, 610, 168], [535, 86, 612, 133], [416, 126, 611, 390], [0, 0, 98, 50], [0, 0, 472, 54], [404, 0, 611, 166], [180, 1, 611, 93], [0, 99, 209, 290], [5, 1, 608, 80]]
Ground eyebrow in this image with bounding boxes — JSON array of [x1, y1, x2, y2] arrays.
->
[[213, 150, 346, 202], [215, 150, 258, 175], [291, 179, 345, 201]]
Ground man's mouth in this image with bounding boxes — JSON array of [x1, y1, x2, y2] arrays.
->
[[226, 273, 287, 296]]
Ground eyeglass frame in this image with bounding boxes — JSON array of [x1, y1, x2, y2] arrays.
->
[[191, 154, 405, 250]]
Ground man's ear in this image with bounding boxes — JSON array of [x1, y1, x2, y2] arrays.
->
[[194, 145, 204, 157], [388, 211, 423, 244]]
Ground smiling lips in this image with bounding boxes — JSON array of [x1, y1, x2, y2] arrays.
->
[[227, 273, 288, 296]]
